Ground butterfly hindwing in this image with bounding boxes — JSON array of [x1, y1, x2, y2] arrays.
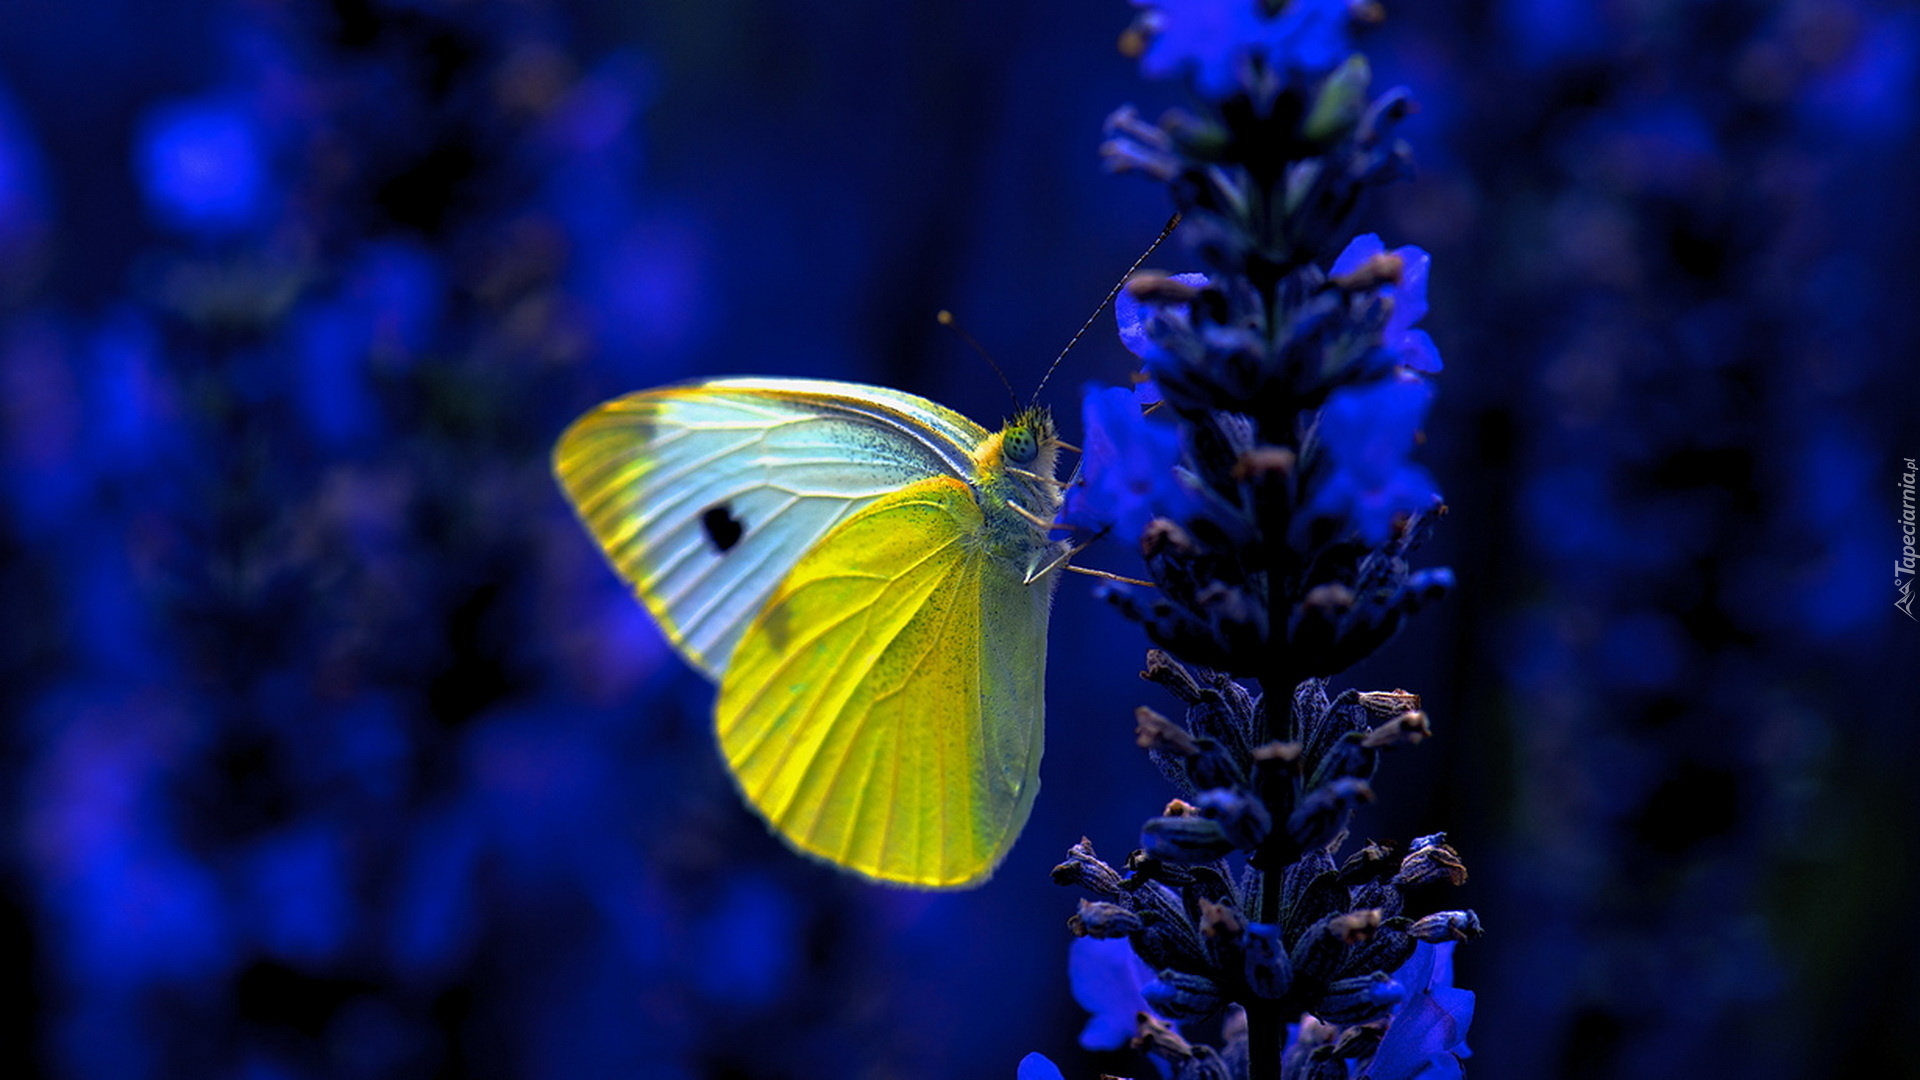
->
[[717, 475, 1049, 888], [552, 379, 990, 677]]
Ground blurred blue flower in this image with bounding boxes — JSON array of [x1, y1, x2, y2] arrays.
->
[[1134, 0, 1354, 99], [1595, 610, 1686, 691], [0, 83, 48, 250], [1367, 941, 1474, 1080], [1059, 384, 1202, 547], [1498, 0, 1609, 68], [1298, 373, 1440, 547], [1800, 8, 1918, 138], [1068, 935, 1158, 1051], [348, 242, 445, 367], [387, 805, 484, 978], [134, 96, 268, 235], [690, 874, 798, 1009], [1332, 234, 1442, 373], [245, 823, 352, 967], [293, 301, 380, 448], [1018, 1051, 1066, 1080]]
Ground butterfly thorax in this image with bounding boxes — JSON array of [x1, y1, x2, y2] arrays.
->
[[970, 406, 1068, 570]]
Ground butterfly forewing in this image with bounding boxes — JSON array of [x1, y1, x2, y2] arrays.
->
[[553, 379, 989, 677], [717, 476, 1049, 888]]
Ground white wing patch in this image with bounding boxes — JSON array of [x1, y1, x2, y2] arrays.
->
[[553, 380, 988, 679]]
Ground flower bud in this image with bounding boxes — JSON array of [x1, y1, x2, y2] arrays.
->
[[1281, 1015, 1341, 1080], [1309, 732, 1377, 786], [1290, 910, 1375, 984], [1304, 55, 1372, 143], [1141, 813, 1235, 862], [1287, 777, 1374, 849], [1143, 969, 1224, 1021], [1337, 840, 1399, 885], [1330, 250, 1405, 292], [1337, 926, 1415, 982], [1355, 689, 1422, 720], [1349, 879, 1402, 920], [1252, 740, 1303, 767], [1328, 1023, 1385, 1061], [1185, 740, 1249, 792], [1360, 708, 1431, 748], [1195, 787, 1272, 850], [1408, 909, 1484, 943], [1136, 706, 1199, 755], [1143, 649, 1207, 704], [1394, 835, 1468, 888], [1231, 445, 1297, 482], [1329, 908, 1383, 944], [1140, 516, 1198, 559], [1132, 1012, 1196, 1060], [1125, 270, 1205, 305], [1316, 972, 1407, 1025], [1242, 921, 1292, 999], [1127, 878, 1210, 973], [1277, 847, 1343, 931], [1052, 836, 1125, 898], [1069, 898, 1144, 938], [1126, 848, 1198, 888], [1197, 895, 1245, 940]]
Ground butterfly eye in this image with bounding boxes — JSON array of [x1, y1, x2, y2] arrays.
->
[[1004, 425, 1039, 465]]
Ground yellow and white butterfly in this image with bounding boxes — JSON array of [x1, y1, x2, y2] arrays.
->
[[553, 378, 1073, 888]]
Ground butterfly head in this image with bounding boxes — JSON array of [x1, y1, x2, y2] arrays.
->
[[998, 406, 1060, 473], [977, 406, 1067, 545], [1002, 419, 1041, 466]]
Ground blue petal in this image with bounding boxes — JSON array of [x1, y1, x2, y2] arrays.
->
[[1138, 0, 1245, 97], [1299, 375, 1441, 546], [1018, 1052, 1067, 1080], [1396, 328, 1443, 373], [1368, 942, 1476, 1080], [1332, 233, 1386, 277], [1068, 936, 1157, 1050], [1264, 0, 1354, 75], [1116, 271, 1209, 370], [1387, 245, 1432, 338], [1060, 385, 1200, 546], [1336, 238, 1444, 373], [1136, 0, 1355, 98]]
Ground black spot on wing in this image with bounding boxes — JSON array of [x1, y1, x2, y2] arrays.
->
[[701, 503, 746, 553]]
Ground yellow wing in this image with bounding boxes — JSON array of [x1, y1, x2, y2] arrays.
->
[[717, 475, 1054, 888], [552, 378, 988, 678]]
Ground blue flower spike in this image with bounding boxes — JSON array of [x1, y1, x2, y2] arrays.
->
[[1057, 4, 1473, 1079]]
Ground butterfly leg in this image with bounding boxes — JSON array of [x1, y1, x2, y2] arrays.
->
[[1006, 467, 1070, 488], [1004, 498, 1062, 536], [1065, 564, 1154, 587]]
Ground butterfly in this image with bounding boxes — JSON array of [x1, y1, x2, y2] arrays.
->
[[553, 378, 1073, 888]]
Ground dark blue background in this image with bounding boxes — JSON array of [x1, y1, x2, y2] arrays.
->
[[1, 1, 1914, 1077]]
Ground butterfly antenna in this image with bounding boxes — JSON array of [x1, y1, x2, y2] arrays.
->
[[938, 309, 1021, 413], [1030, 211, 1183, 407]]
